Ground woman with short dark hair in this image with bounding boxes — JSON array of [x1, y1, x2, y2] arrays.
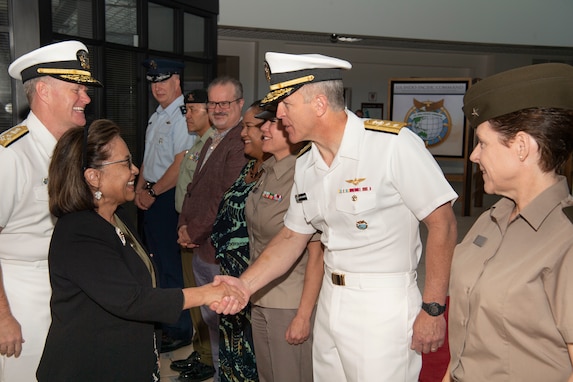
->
[[444, 63, 573, 382]]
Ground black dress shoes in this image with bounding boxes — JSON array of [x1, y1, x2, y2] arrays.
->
[[172, 351, 215, 382], [170, 351, 201, 372], [160, 334, 191, 353], [177, 363, 215, 382]]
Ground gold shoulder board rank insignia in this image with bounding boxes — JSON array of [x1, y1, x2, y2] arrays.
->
[[297, 142, 312, 157], [364, 119, 406, 135], [0, 125, 29, 148]]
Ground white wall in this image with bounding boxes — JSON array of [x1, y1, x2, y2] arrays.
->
[[218, 37, 546, 114], [219, 0, 573, 48], [217, 36, 559, 178]]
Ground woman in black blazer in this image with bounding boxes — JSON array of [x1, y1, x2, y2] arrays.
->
[[37, 119, 243, 381]]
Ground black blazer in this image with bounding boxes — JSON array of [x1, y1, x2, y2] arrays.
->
[[37, 207, 183, 381]]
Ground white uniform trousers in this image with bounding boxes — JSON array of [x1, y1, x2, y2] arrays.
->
[[313, 267, 422, 382], [0, 259, 51, 382]]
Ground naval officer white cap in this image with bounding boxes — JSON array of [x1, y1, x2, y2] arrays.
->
[[8, 40, 102, 87], [261, 52, 351, 105]]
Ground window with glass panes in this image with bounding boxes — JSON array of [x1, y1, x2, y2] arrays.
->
[[40, 0, 217, 168]]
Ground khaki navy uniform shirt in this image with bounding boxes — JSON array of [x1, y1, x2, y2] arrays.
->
[[175, 128, 214, 213], [449, 177, 573, 381], [246, 154, 318, 308]]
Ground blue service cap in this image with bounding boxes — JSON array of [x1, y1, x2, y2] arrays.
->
[[142, 58, 184, 83]]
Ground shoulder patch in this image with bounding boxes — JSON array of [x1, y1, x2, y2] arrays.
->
[[364, 119, 407, 135], [297, 142, 312, 158], [0, 125, 29, 148], [563, 206, 573, 224]]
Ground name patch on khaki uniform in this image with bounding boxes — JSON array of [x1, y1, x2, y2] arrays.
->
[[364, 120, 406, 135], [0, 125, 29, 148]]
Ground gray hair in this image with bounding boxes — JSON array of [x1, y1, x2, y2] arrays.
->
[[299, 80, 345, 111], [22, 77, 45, 104], [208, 76, 244, 100]]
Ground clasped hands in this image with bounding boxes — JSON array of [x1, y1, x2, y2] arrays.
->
[[208, 275, 251, 315], [177, 225, 199, 249], [134, 189, 155, 210]]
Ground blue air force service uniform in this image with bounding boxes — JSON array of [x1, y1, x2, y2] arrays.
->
[[140, 59, 196, 343]]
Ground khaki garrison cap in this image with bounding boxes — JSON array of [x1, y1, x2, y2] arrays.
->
[[184, 89, 208, 104], [463, 63, 573, 127], [261, 52, 352, 105], [8, 40, 102, 87]]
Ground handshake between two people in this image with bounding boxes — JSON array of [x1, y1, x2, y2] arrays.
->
[[205, 276, 252, 315]]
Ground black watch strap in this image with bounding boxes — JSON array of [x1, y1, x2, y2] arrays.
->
[[144, 181, 157, 198], [421, 302, 446, 316]]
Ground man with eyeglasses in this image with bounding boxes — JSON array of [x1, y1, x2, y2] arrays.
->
[[0, 40, 102, 382], [177, 76, 249, 380], [136, 59, 196, 353]]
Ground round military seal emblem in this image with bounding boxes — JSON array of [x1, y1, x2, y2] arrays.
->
[[404, 98, 451, 147]]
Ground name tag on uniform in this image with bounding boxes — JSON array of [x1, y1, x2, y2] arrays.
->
[[473, 235, 487, 247], [295, 193, 307, 203]]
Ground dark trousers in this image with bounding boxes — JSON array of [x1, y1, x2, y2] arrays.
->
[[143, 188, 192, 341], [181, 248, 213, 365]]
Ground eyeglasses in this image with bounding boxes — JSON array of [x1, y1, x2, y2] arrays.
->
[[206, 98, 241, 110], [96, 155, 133, 169]]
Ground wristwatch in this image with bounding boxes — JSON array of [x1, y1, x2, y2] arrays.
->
[[144, 181, 157, 198], [422, 302, 446, 316]]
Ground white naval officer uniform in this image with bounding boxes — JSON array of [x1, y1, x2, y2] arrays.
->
[[0, 112, 55, 382], [284, 111, 458, 382]]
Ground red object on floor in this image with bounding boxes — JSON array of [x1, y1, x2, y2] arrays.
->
[[419, 296, 450, 382]]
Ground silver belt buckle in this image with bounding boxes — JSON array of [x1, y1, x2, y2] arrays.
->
[[331, 272, 345, 286]]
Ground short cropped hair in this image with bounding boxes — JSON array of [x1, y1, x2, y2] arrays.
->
[[208, 76, 244, 100], [489, 107, 573, 173], [299, 80, 345, 111]]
